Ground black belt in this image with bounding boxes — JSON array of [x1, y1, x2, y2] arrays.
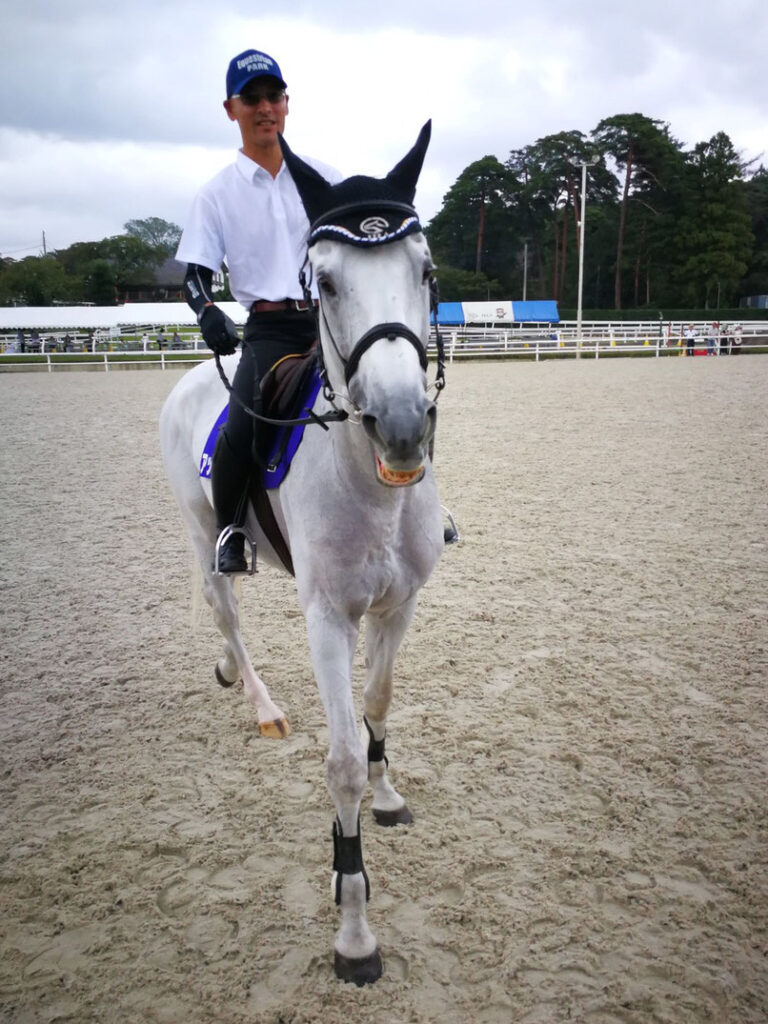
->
[[250, 299, 318, 314]]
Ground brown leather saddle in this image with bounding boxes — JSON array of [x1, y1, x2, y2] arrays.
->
[[248, 344, 320, 577]]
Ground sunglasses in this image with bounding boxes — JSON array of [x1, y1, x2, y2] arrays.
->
[[232, 87, 286, 106]]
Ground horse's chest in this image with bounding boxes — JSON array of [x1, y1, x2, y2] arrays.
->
[[344, 543, 429, 613]]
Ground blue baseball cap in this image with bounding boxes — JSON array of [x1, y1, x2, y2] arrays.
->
[[226, 49, 287, 97]]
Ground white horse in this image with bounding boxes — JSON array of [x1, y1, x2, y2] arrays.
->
[[159, 122, 444, 985]]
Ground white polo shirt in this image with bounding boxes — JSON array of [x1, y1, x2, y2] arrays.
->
[[176, 149, 342, 309]]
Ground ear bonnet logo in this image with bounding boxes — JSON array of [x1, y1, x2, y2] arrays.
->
[[359, 216, 390, 238]]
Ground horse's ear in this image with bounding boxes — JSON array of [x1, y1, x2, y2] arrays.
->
[[279, 133, 334, 225], [385, 120, 432, 204]]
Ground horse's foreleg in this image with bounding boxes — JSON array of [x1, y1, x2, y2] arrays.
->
[[363, 598, 417, 826], [304, 603, 381, 985]]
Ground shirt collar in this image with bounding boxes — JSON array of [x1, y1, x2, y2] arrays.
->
[[235, 149, 287, 184]]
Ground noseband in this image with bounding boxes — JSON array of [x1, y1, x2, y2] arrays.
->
[[343, 322, 427, 386]]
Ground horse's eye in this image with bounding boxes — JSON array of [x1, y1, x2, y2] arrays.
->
[[319, 277, 336, 297], [423, 267, 435, 285]]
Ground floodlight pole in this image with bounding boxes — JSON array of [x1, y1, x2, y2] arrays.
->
[[572, 158, 598, 358]]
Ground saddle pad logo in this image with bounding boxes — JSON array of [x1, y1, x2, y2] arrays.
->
[[199, 406, 228, 478], [359, 216, 390, 238]]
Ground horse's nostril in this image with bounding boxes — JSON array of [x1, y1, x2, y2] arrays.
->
[[361, 414, 379, 443]]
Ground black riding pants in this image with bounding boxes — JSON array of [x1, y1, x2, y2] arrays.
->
[[221, 309, 317, 465]]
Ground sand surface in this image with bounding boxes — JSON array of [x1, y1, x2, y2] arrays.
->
[[1, 357, 767, 1024]]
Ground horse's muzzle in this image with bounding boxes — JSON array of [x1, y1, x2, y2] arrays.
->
[[362, 401, 436, 485]]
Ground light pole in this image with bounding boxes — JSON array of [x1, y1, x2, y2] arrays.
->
[[571, 158, 598, 356], [522, 240, 528, 301]]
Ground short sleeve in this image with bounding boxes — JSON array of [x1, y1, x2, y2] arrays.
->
[[176, 188, 226, 273]]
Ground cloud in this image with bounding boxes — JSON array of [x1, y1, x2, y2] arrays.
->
[[1, 1, 767, 254], [0, 129, 231, 254]]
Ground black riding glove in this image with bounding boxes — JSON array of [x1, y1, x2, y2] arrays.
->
[[199, 305, 240, 356]]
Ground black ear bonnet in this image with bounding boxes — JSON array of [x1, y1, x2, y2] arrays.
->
[[279, 121, 431, 248]]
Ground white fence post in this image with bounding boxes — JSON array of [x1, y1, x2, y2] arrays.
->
[[104, 351, 109, 372]]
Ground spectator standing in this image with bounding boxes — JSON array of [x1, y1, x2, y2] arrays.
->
[[707, 322, 718, 356], [684, 324, 696, 357]]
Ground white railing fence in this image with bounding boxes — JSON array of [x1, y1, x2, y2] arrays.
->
[[439, 319, 765, 361], [1, 320, 765, 371]]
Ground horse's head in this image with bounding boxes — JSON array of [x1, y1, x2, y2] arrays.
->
[[280, 123, 437, 487]]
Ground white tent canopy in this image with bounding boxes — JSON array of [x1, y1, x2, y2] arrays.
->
[[0, 302, 247, 332]]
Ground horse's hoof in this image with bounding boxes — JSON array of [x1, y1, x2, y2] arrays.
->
[[215, 664, 238, 689], [334, 948, 383, 986], [259, 717, 292, 739], [372, 804, 413, 827]]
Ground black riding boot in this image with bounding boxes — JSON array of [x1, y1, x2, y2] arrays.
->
[[211, 430, 250, 573]]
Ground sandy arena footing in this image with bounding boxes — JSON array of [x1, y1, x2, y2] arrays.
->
[[1, 357, 767, 1023]]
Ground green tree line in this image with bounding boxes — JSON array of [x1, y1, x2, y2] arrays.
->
[[426, 112, 767, 309], [4, 117, 767, 312], [0, 218, 182, 306]]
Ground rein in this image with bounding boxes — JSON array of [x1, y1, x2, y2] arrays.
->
[[213, 353, 347, 430]]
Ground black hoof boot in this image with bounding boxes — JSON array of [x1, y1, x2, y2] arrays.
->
[[334, 948, 383, 986], [214, 532, 247, 574], [443, 525, 459, 544]]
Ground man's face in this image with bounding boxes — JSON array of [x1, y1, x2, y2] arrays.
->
[[224, 76, 288, 148]]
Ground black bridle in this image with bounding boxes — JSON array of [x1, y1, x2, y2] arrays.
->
[[214, 236, 446, 427], [297, 260, 446, 410]]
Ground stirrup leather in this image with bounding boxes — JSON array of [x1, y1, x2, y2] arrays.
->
[[213, 524, 258, 576]]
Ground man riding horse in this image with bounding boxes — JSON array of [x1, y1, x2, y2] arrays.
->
[[177, 48, 456, 574], [176, 49, 343, 572]]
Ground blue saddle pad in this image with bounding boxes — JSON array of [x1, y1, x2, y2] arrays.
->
[[199, 370, 323, 490]]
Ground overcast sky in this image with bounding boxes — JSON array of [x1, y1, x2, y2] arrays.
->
[[2, 0, 766, 259]]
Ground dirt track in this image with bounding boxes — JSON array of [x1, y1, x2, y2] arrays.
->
[[1, 357, 767, 1024]]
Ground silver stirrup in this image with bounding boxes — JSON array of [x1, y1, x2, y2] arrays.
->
[[441, 504, 460, 544], [213, 525, 258, 577]]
